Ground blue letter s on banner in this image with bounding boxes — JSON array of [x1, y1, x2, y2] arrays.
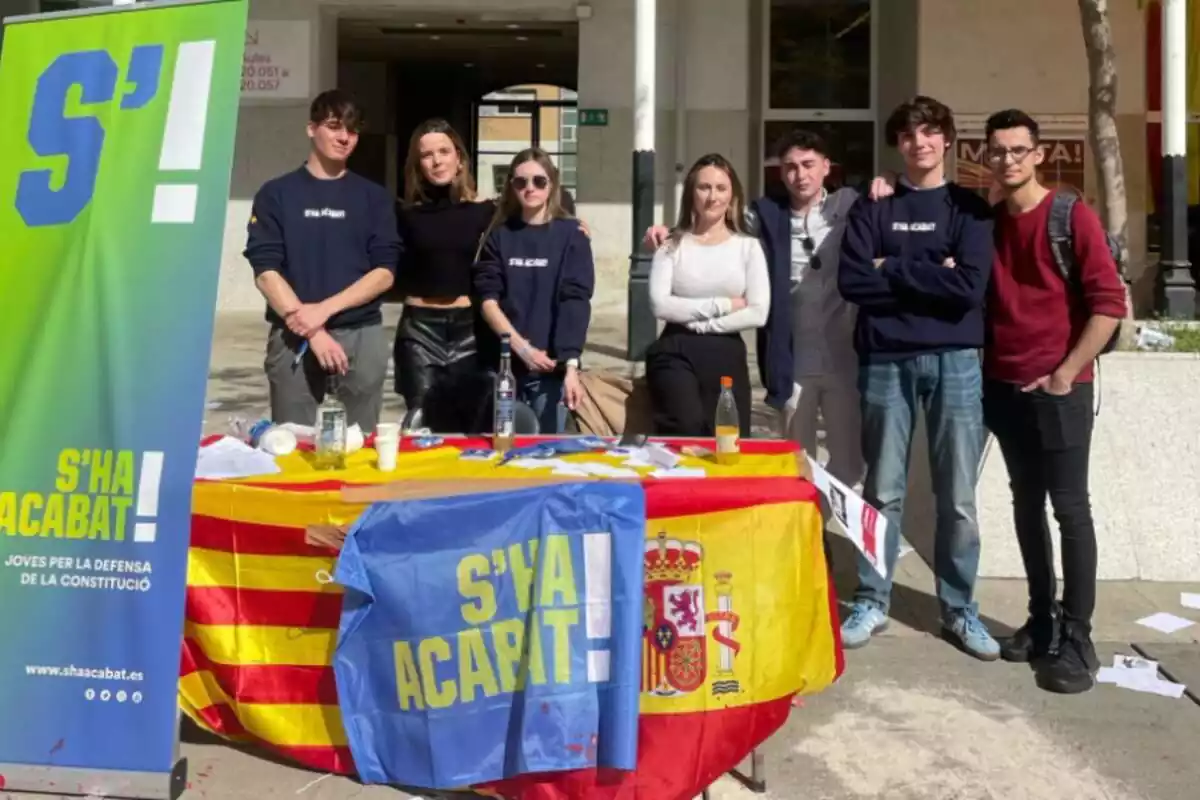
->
[[17, 44, 164, 228]]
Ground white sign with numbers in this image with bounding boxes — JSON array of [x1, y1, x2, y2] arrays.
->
[[242, 20, 310, 101]]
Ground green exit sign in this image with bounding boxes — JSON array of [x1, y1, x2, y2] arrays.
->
[[578, 108, 608, 127]]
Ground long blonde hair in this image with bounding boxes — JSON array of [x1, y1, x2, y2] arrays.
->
[[476, 148, 572, 257], [402, 119, 477, 207], [668, 153, 750, 246]]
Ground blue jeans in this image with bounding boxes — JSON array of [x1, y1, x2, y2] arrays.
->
[[519, 374, 568, 434], [855, 349, 986, 617]]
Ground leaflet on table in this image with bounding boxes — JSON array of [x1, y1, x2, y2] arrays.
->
[[196, 436, 282, 479], [807, 456, 888, 578]]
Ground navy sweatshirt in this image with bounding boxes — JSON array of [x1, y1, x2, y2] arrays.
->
[[244, 167, 402, 329], [472, 217, 594, 367], [838, 182, 993, 361]]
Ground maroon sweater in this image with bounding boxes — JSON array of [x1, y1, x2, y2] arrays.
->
[[985, 192, 1127, 385]]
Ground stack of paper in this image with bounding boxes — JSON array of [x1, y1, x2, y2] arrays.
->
[[1096, 654, 1186, 699]]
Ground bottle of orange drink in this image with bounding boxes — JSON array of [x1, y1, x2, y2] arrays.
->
[[714, 375, 740, 465]]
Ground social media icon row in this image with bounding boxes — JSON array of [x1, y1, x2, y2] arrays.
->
[[84, 688, 142, 704]]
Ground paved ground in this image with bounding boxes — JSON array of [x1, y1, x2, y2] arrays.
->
[[14, 308, 1199, 800]]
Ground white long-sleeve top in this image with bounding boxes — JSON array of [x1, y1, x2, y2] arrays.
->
[[648, 232, 770, 334]]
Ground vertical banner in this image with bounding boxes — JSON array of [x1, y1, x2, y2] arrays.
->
[[0, 0, 246, 787]]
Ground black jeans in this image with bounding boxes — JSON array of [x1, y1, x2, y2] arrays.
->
[[645, 325, 752, 437], [982, 380, 1097, 626]]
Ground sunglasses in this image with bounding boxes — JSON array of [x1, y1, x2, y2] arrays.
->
[[512, 175, 550, 191], [801, 236, 822, 271]]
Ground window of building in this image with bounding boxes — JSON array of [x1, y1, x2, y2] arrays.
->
[[557, 154, 577, 192], [560, 107, 578, 146], [767, 0, 873, 112], [492, 165, 511, 193], [479, 87, 537, 118], [762, 0, 876, 194]]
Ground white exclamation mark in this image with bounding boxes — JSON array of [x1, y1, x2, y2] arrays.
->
[[133, 451, 164, 543], [151, 40, 216, 224], [583, 532, 612, 683]]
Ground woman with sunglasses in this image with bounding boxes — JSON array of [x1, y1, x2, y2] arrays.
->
[[393, 119, 497, 430], [645, 153, 769, 438], [472, 149, 594, 434]]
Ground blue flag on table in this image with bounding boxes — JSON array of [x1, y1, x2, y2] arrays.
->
[[332, 483, 646, 789]]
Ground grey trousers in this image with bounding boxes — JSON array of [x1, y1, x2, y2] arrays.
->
[[264, 323, 388, 432]]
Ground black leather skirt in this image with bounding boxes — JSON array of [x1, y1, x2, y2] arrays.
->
[[393, 305, 479, 408]]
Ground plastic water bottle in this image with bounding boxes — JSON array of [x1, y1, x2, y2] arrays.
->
[[493, 334, 516, 454], [714, 375, 740, 465]]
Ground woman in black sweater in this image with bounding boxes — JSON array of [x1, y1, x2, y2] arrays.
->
[[393, 119, 495, 428]]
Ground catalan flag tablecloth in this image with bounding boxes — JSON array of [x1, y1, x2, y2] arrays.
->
[[182, 436, 843, 800]]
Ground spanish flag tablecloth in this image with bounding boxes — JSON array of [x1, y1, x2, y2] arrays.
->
[[182, 436, 844, 800]]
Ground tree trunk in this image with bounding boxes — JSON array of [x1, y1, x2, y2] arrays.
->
[[1077, 0, 1137, 336]]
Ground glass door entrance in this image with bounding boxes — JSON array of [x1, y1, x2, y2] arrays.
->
[[473, 85, 578, 202]]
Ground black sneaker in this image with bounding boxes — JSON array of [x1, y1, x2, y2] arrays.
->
[[1065, 620, 1101, 673], [1037, 623, 1098, 694], [999, 614, 1059, 663]]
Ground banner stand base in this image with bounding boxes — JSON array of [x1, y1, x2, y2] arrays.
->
[[0, 757, 187, 799]]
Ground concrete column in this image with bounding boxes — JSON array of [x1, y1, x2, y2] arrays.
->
[[1158, 0, 1196, 318], [627, 0, 657, 360]]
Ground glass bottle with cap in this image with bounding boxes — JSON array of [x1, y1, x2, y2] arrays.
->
[[493, 334, 516, 454], [314, 375, 347, 470]]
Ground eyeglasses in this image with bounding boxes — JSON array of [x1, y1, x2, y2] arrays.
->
[[986, 146, 1036, 164], [511, 175, 549, 190]]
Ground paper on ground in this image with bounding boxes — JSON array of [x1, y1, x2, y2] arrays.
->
[[807, 456, 887, 578], [1097, 665, 1186, 699], [1135, 612, 1196, 635], [1180, 593, 1200, 610]]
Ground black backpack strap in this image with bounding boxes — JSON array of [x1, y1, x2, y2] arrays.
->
[[1047, 191, 1079, 283]]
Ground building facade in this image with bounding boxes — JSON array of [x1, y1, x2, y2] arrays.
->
[[0, 0, 1184, 314]]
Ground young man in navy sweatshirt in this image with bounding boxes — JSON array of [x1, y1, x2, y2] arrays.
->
[[837, 96, 998, 659], [980, 110, 1126, 693], [243, 90, 401, 432]]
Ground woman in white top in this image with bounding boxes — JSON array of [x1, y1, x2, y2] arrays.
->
[[646, 153, 770, 436]]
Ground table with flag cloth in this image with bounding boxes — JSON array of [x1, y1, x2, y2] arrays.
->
[[181, 435, 844, 800]]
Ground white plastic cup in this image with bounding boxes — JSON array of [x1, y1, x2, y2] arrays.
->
[[258, 426, 298, 456], [375, 423, 400, 472]]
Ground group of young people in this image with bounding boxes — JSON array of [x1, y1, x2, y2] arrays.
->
[[642, 95, 1125, 696], [244, 90, 594, 438], [244, 89, 1126, 697]]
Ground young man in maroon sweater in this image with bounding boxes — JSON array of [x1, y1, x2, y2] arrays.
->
[[981, 109, 1126, 694]]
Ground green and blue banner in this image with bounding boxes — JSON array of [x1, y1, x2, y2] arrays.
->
[[0, 0, 246, 779]]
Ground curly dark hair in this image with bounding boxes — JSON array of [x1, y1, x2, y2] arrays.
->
[[884, 95, 956, 147]]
